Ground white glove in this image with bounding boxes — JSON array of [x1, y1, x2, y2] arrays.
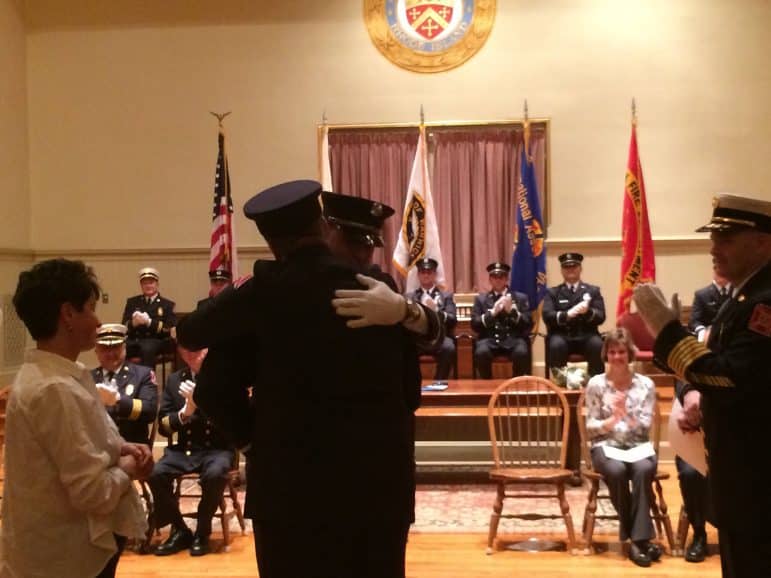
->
[[633, 284, 679, 336], [140, 312, 151, 325], [179, 379, 196, 401], [491, 295, 507, 316], [567, 300, 588, 319], [501, 294, 514, 313], [696, 328, 707, 343], [332, 274, 406, 328], [179, 380, 197, 418], [96, 382, 120, 406], [420, 293, 438, 311]]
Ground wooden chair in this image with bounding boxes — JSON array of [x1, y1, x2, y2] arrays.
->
[[137, 391, 162, 553], [486, 376, 577, 554], [576, 389, 677, 555]]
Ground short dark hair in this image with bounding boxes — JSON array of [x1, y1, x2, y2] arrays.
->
[[13, 259, 101, 340], [601, 327, 637, 362]]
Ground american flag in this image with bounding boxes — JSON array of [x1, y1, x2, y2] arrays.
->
[[209, 128, 237, 277]]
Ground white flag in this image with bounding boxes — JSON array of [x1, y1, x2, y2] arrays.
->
[[320, 125, 333, 191], [392, 125, 446, 292]]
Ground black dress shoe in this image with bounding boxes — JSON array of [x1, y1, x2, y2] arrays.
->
[[685, 534, 707, 563], [190, 534, 211, 557], [629, 542, 652, 567], [646, 542, 663, 562], [155, 527, 193, 556]]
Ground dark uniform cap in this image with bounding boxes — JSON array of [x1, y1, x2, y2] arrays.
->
[[486, 261, 511, 275], [243, 180, 323, 239], [209, 268, 232, 282], [696, 193, 771, 234], [96, 323, 128, 346], [139, 267, 159, 281], [416, 257, 439, 271], [321, 192, 395, 248], [559, 253, 584, 267]]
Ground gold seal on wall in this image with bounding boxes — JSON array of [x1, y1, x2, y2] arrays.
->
[[364, 0, 496, 73]]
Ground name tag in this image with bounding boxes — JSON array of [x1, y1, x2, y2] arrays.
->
[[559, 299, 569, 304]]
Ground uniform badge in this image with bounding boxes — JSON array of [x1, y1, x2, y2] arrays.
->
[[748, 303, 771, 337], [125, 384, 135, 396], [158, 307, 163, 316], [364, 0, 496, 73]]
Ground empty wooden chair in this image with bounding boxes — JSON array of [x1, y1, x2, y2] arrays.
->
[[486, 376, 577, 554]]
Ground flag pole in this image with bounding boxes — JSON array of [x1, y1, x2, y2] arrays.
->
[[523, 99, 531, 159], [209, 111, 231, 128], [631, 97, 637, 126]]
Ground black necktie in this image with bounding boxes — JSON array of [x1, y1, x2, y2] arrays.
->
[[106, 371, 114, 381]]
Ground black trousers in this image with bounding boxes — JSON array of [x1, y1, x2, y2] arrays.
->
[[252, 519, 410, 578], [546, 333, 604, 376], [675, 456, 709, 537], [95, 535, 126, 578], [591, 447, 656, 542], [475, 337, 531, 378], [420, 336, 456, 380], [148, 448, 234, 536], [718, 527, 771, 578]]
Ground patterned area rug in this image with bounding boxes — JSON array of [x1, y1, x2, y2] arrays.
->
[[190, 481, 617, 536], [413, 483, 617, 534]]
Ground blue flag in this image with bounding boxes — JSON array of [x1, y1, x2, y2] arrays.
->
[[509, 145, 547, 309]]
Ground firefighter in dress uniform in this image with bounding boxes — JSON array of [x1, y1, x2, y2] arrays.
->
[[122, 267, 177, 367], [92, 323, 158, 447], [634, 193, 771, 578]]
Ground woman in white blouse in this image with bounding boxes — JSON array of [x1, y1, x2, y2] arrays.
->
[[584, 327, 661, 568], [1, 259, 152, 578]]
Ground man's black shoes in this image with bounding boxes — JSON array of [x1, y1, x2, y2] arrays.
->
[[646, 542, 663, 562], [190, 534, 211, 557], [685, 533, 708, 563], [629, 542, 652, 567], [155, 527, 193, 556]]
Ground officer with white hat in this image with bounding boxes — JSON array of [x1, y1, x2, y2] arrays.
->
[[91, 323, 158, 447], [121, 267, 177, 366]]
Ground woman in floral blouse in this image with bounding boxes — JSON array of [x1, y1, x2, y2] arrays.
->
[[585, 327, 661, 568]]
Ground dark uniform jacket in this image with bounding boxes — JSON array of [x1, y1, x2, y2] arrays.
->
[[159, 368, 232, 454], [407, 286, 457, 335], [91, 362, 158, 446], [654, 262, 771, 532], [542, 282, 605, 337], [178, 243, 422, 525], [471, 290, 532, 346], [688, 283, 731, 333], [121, 294, 177, 340]]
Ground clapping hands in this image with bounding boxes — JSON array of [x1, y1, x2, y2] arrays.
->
[[179, 379, 197, 417]]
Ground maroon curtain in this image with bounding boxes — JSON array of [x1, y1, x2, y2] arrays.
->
[[328, 129, 418, 282], [327, 124, 547, 293]]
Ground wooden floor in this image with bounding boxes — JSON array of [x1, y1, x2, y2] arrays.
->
[[117, 464, 723, 578]]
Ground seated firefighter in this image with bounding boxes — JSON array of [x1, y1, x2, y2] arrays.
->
[[542, 252, 606, 376], [91, 323, 159, 447], [471, 262, 533, 378], [122, 267, 177, 367], [148, 346, 235, 557], [405, 257, 457, 380]]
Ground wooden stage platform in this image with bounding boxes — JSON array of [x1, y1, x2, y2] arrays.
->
[[415, 376, 678, 475]]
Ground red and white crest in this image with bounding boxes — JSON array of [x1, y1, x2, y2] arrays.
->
[[403, 0, 456, 40]]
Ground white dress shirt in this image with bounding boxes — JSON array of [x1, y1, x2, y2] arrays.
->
[[0, 350, 147, 578]]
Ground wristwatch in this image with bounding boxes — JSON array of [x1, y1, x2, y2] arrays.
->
[[402, 298, 422, 324]]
